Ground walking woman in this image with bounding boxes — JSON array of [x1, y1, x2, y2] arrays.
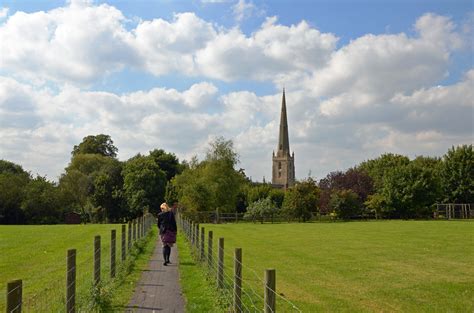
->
[[157, 202, 177, 266]]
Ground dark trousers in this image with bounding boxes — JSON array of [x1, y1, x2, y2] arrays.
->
[[162, 245, 171, 262]]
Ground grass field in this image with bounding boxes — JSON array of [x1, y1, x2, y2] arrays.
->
[[0, 224, 156, 312], [192, 220, 474, 312]]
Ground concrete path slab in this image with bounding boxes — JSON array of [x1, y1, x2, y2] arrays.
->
[[125, 241, 185, 313]]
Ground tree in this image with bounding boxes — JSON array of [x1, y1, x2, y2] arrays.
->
[[364, 194, 387, 219], [244, 197, 278, 223], [0, 173, 29, 224], [329, 189, 362, 220], [171, 137, 245, 213], [91, 160, 126, 222], [268, 188, 285, 209], [0, 160, 30, 176], [440, 144, 473, 203], [149, 149, 184, 181], [247, 184, 274, 204], [22, 176, 62, 224], [205, 136, 239, 166], [122, 155, 167, 217], [358, 153, 410, 191], [282, 178, 319, 222], [72, 134, 118, 158], [319, 168, 373, 213], [59, 154, 125, 222], [382, 161, 441, 218], [0, 160, 30, 224]]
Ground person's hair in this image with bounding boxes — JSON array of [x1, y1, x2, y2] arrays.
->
[[160, 202, 170, 212]]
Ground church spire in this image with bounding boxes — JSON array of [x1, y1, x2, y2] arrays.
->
[[277, 88, 290, 155], [272, 88, 295, 189]]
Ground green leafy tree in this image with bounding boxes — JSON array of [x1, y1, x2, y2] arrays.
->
[[330, 189, 362, 220], [244, 197, 278, 223], [205, 136, 239, 166], [149, 149, 184, 181], [165, 181, 179, 205], [247, 184, 273, 204], [364, 194, 387, 219], [268, 188, 285, 209], [382, 161, 441, 218], [0, 160, 30, 176], [72, 134, 118, 158], [171, 137, 245, 213], [91, 160, 126, 222], [0, 160, 31, 224], [59, 154, 125, 221], [282, 178, 319, 222], [440, 144, 473, 203], [22, 176, 62, 224], [359, 153, 410, 191], [0, 173, 29, 224], [122, 155, 167, 217]]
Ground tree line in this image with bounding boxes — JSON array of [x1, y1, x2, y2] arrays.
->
[[0, 134, 184, 224], [0, 134, 472, 224], [170, 142, 473, 221]]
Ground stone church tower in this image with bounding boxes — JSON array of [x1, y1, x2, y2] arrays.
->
[[272, 89, 295, 189]]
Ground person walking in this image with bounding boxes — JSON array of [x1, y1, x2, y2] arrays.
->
[[157, 202, 177, 266]]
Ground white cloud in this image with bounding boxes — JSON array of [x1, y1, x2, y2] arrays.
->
[[195, 17, 338, 81], [0, 2, 138, 85], [232, 0, 260, 22], [133, 12, 216, 76], [0, 3, 337, 85]]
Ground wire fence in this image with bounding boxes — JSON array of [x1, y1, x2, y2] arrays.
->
[[179, 213, 301, 313], [3, 214, 156, 313]]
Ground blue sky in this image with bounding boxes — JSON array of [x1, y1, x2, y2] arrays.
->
[[0, 0, 472, 181]]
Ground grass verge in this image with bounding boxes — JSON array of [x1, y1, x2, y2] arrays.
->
[[100, 228, 158, 311], [177, 232, 221, 312]]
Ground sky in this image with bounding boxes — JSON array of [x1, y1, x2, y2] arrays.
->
[[0, 0, 473, 182]]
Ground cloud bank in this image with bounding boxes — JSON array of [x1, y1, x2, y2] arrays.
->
[[0, 1, 472, 181]]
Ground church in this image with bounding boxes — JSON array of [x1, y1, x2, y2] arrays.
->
[[272, 89, 295, 189]]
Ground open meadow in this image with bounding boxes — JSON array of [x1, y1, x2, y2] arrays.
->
[[0, 224, 156, 312], [197, 220, 473, 312]]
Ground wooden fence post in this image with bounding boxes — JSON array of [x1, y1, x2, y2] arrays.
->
[[195, 223, 200, 251], [208, 231, 213, 269], [234, 248, 242, 313], [189, 220, 192, 243], [111, 230, 116, 278], [138, 216, 142, 238], [66, 249, 76, 313], [128, 222, 132, 251], [264, 269, 276, 313], [7, 279, 22, 313], [217, 238, 224, 289], [133, 220, 136, 241], [94, 235, 101, 287], [121, 224, 126, 262], [200, 227, 205, 261]]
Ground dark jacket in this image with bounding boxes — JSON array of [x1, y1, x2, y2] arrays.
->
[[157, 211, 177, 235]]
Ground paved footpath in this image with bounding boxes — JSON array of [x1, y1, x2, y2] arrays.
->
[[125, 240, 186, 312]]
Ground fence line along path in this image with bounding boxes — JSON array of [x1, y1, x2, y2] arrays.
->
[[126, 238, 185, 312]]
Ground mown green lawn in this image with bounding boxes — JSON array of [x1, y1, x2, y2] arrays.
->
[[193, 221, 474, 312], [0, 224, 154, 312]]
